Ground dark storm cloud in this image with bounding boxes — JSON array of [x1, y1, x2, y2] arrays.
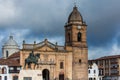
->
[[0, 0, 120, 58], [81, 0, 120, 59], [80, 0, 120, 48], [0, 0, 71, 38]]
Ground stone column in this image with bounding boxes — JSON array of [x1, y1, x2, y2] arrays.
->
[[50, 65, 54, 80]]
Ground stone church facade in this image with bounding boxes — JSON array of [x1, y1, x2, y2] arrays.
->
[[20, 6, 88, 80]]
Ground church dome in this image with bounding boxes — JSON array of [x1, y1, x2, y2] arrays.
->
[[3, 36, 19, 48], [68, 6, 83, 23], [2, 35, 19, 59]]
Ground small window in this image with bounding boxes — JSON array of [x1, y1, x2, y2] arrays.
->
[[77, 32, 81, 42], [89, 78, 92, 80], [17, 67, 21, 70], [89, 70, 90, 73], [6, 51, 9, 58], [24, 77, 32, 80], [13, 76, 18, 80], [94, 70, 96, 74], [60, 62, 64, 69], [9, 67, 14, 70], [68, 33, 70, 42], [79, 59, 81, 63], [5, 76, 7, 80]]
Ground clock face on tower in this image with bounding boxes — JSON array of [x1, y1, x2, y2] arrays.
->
[[77, 26, 81, 30]]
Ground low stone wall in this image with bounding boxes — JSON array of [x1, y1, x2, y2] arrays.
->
[[19, 70, 42, 80]]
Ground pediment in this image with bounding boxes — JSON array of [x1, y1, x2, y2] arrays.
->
[[34, 39, 56, 51], [35, 44, 56, 51], [22, 39, 65, 51]]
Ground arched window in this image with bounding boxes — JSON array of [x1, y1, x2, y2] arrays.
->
[[77, 32, 81, 42], [2, 67, 7, 74], [60, 62, 64, 69], [68, 33, 70, 42], [6, 51, 9, 58]]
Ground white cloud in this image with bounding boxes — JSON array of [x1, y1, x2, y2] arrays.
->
[[0, 0, 21, 25], [89, 41, 120, 60], [88, 47, 109, 60], [110, 43, 120, 55], [47, 36, 64, 45], [110, 32, 120, 55], [0, 29, 30, 49], [8, 29, 30, 47]]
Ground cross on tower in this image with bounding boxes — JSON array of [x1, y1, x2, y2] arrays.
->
[[74, 0, 77, 7]]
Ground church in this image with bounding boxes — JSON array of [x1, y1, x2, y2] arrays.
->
[[1, 5, 88, 80], [20, 5, 88, 80]]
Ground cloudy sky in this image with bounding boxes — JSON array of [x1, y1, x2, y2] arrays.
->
[[0, 0, 120, 59]]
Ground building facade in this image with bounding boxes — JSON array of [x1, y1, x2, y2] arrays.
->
[[20, 6, 88, 80], [0, 35, 20, 80], [89, 55, 120, 80], [0, 52, 21, 80], [0, 65, 10, 80], [88, 63, 103, 80]]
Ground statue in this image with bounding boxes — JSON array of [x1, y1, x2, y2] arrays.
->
[[24, 51, 40, 69]]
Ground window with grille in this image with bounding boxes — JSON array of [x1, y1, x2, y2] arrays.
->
[[60, 62, 64, 69]]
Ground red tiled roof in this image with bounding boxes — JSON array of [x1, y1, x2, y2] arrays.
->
[[0, 58, 20, 66], [96, 55, 120, 60], [89, 55, 120, 61], [0, 52, 21, 66], [8, 52, 20, 59]]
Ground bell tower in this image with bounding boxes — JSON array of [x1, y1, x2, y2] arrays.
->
[[65, 6, 87, 47], [65, 6, 88, 80]]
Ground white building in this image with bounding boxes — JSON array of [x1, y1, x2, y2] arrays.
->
[[88, 63, 103, 80], [2, 35, 19, 59], [0, 52, 21, 80], [0, 65, 11, 80]]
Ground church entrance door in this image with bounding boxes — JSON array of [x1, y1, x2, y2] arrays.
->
[[42, 69, 49, 80], [59, 74, 64, 80]]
